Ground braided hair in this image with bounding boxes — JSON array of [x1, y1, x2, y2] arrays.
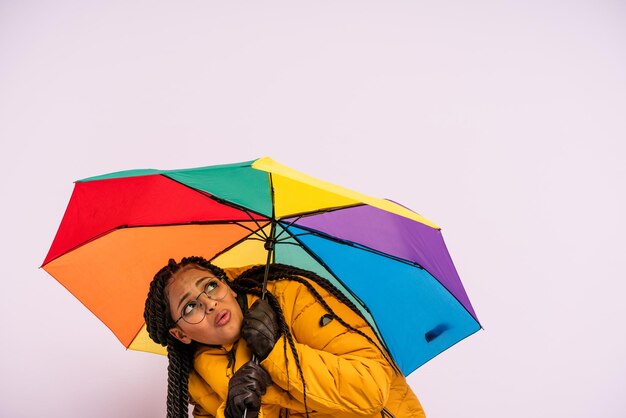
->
[[143, 257, 228, 418], [144, 257, 397, 418]]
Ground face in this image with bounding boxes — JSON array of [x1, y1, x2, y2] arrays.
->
[[166, 265, 243, 346]]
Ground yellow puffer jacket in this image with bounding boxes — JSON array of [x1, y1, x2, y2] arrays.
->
[[188, 268, 426, 418]]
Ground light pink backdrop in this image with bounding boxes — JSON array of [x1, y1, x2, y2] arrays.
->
[[1, 1, 625, 417]]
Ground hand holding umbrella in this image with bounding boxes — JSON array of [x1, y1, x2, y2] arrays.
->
[[241, 299, 281, 360], [225, 360, 271, 418], [239, 299, 281, 418]]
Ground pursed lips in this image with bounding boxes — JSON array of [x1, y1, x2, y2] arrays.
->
[[214, 309, 230, 326]]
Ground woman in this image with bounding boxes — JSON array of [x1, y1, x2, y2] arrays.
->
[[144, 256, 426, 418]]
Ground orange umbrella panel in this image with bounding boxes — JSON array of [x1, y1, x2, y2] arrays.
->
[[43, 223, 267, 348]]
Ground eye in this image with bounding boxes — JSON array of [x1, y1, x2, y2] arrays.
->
[[204, 280, 219, 293], [183, 301, 199, 316]]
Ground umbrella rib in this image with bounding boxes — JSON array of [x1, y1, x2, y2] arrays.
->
[[209, 225, 270, 263], [43, 221, 267, 266], [279, 222, 426, 270], [279, 232, 310, 239], [233, 221, 269, 241], [241, 208, 270, 240], [279, 203, 367, 222], [276, 225, 369, 311], [272, 240, 304, 247], [280, 223, 483, 327], [274, 215, 303, 241], [160, 174, 271, 221], [42, 227, 121, 266], [121, 220, 266, 230]]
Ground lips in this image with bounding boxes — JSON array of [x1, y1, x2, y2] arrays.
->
[[214, 309, 231, 327]]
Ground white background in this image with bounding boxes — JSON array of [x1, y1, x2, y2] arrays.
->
[[1, 1, 625, 417]]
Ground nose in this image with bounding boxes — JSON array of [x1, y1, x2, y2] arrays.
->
[[200, 294, 218, 312]]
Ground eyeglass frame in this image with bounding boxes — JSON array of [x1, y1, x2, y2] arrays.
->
[[173, 277, 230, 325]]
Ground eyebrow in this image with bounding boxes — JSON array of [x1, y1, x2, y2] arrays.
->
[[176, 276, 216, 311]]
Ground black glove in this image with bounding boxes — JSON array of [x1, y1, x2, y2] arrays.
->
[[224, 361, 271, 418], [241, 299, 281, 360]]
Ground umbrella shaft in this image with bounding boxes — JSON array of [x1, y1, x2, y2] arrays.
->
[[261, 220, 276, 300]]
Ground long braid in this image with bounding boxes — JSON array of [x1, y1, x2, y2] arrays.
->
[[144, 257, 227, 418], [166, 336, 195, 417]]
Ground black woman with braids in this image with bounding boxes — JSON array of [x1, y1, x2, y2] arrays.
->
[[144, 256, 426, 418]]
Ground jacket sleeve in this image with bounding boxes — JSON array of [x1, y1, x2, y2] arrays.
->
[[260, 280, 394, 416], [189, 371, 221, 418], [191, 403, 214, 418]]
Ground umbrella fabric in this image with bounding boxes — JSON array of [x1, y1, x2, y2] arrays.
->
[[42, 157, 480, 376]]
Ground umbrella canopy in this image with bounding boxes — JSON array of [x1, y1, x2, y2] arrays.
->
[[42, 157, 480, 376]]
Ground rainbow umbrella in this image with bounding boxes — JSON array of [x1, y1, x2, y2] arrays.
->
[[42, 157, 480, 376]]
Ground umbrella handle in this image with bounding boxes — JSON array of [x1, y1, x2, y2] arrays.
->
[[240, 354, 258, 418]]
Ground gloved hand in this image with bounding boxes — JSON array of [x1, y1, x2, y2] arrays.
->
[[224, 361, 271, 418], [241, 299, 281, 360]]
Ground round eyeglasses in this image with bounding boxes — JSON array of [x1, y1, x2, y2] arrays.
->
[[174, 278, 229, 325]]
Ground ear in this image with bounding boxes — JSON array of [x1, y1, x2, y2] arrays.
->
[[169, 326, 192, 344]]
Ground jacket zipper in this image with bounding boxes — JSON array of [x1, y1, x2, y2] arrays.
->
[[224, 341, 239, 377], [381, 407, 395, 418]]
